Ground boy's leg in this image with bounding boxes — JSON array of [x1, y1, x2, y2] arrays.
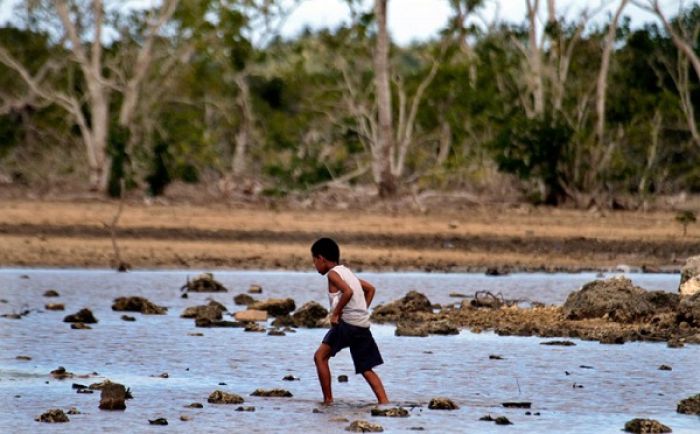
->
[[314, 343, 333, 404], [361, 369, 389, 404]]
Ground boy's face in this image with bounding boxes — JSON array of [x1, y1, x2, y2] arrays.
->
[[312, 254, 331, 275]]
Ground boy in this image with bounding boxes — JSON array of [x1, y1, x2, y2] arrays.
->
[[311, 237, 389, 405]]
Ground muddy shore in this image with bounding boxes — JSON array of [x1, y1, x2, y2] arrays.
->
[[0, 200, 698, 271]]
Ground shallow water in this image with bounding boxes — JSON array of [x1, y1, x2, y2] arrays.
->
[[0, 269, 698, 433]]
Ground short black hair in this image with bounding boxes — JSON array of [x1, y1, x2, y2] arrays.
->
[[311, 237, 340, 262]]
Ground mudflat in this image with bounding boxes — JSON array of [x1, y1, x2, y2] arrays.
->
[[0, 199, 697, 271]]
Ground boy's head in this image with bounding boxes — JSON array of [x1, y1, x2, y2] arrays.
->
[[311, 237, 340, 274]]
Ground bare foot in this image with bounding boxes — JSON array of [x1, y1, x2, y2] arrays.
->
[[377, 399, 390, 405], [322, 400, 334, 406]]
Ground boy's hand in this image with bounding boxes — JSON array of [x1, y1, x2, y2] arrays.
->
[[330, 312, 340, 325]]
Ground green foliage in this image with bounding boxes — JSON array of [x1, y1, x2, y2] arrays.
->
[[490, 115, 573, 205], [676, 210, 697, 236]]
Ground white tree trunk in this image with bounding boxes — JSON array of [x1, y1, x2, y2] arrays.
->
[[373, 0, 397, 197], [232, 73, 254, 178], [596, 0, 629, 148], [525, 0, 544, 117]]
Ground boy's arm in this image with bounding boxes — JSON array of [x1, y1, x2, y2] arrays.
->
[[359, 279, 376, 308], [328, 271, 353, 325]]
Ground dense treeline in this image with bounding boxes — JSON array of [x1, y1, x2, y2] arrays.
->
[[0, 0, 698, 207]]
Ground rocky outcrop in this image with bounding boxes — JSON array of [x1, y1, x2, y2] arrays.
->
[[677, 293, 700, 327], [624, 418, 671, 433], [63, 308, 97, 323], [248, 298, 296, 316], [181, 301, 226, 321], [99, 383, 127, 410], [371, 291, 433, 323], [112, 297, 167, 314], [181, 273, 228, 292], [208, 390, 244, 404], [562, 277, 655, 323], [677, 393, 700, 415], [395, 321, 428, 337], [35, 409, 69, 423], [680, 255, 700, 296], [292, 301, 329, 327]]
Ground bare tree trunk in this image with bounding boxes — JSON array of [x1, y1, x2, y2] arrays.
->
[[639, 110, 661, 195], [232, 73, 254, 177], [373, 0, 397, 197], [525, 0, 544, 117], [644, 0, 700, 78], [596, 0, 628, 150]]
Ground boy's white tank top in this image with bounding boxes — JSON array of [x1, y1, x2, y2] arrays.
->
[[328, 264, 371, 328]]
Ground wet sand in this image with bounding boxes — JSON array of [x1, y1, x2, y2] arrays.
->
[[0, 199, 698, 271]]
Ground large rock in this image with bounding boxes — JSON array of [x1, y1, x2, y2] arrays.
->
[[562, 277, 655, 323], [181, 301, 226, 321], [624, 418, 671, 433], [208, 390, 244, 404], [35, 409, 69, 423], [182, 273, 228, 292], [248, 298, 296, 316], [676, 292, 700, 327], [234, 309, 268, 322], [63, 308, 97, 323], [99, 383, 127, 410], [395, 321, 428, 337], [679, 255, 700, 296], [677, 393, 700, 414], [371, 291, 433, 323], [112, 297, 167, 314], [292, 301, 329, 327]]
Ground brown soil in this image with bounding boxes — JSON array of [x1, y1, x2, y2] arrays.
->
[[0, 199, 698, 271]]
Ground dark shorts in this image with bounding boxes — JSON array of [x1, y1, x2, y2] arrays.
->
[[322, 321, 384, 374]]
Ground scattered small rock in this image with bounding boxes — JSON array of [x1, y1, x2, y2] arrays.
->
[[35, 409, 69, 423], [658, 365, 672, 371], [71, 322, 92, 330], [495, 416, 513, 425], [541, 340, 576, 346], [16, 355, 31, 361], [248, 298, 296, 316], [248, 284, 263, 294], [346, 420, 384, 432], [677, 393, 700, 415], [502, 402, 531, 408], [112, 297, 167, 314], [76, 389, 94, 394], [181, 273, 228, 292], [234, 293, 256, 306], [50, 366, 74, 380], [66, 407, 80, 415], [63, 308, 97, 323], [370, 407, 409, 417], [43, 290, 60, 297], [251, 388, 293, 397], [428, 397, 458, 410], [267, 329, 286, 336], [208, 390, 244, 404], [489, 355, 503, 360], [243, 323, 266, 332], [72, 383, 87, 390], [45, 303, 64, 311], [624, 418, 671, 433], [185, 403, 203, 408], [283, 375, 300, 381], [667, 339, 684, 348], [234, 309, 268, 322], [338, 375, 349, 383], [149, 418, 168, 425], [180, 415, 191, 421], [235, 406, 255, 412], [121, 315, 136, 321], [188, 332, 204, 336], [485, 267, 509, 276]]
